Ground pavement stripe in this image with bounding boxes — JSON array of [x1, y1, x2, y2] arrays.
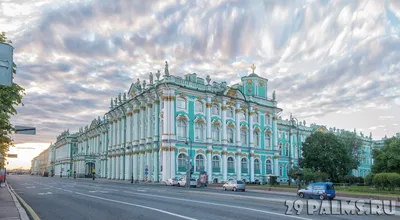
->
[[73, 191, 197, 220], [122, 191, 314, 220], [8, 185, 40, 220]]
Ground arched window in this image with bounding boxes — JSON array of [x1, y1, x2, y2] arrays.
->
[[227, 107, 234, 117], [212, 104, 219, 115], [177, 119, 187, 139], [212, 125, 220, 142], [241, 129, 247, 146], [254, 159, 260, 174], [279, 143, 282, 155], [254, 130, 260, 147], [241, 158, 248, 173], [279, 164, 283, 177], [266, 160, 272, 174], [212, 155, 220, 172], [264, 133, 271, 149], [195, 101, 203, 113], [177, 98, 186, 110], [196, 155, 204, 171], [285, 143, 289, 156], [178, 154, 187, 172], [227, 127, 234, 143], [195, 122, 204, 141], [227, 157, 235, 173]]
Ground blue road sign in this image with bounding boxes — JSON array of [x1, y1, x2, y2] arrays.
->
[[145, 171, 148, 175]]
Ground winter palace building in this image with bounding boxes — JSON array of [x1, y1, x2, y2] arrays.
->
[[39, 63, 384, 183]]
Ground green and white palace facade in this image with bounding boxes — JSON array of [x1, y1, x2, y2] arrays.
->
[[50, 63, 383, 183]]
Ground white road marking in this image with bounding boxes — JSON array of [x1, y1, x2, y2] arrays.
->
[[89, 191, 97, 193], [38, 192, 52, 195], [122, 191, 313, 220], [74, 191, 197, 220], [41, 188, 50, 190], [99, 191, 108, 193], [26, 186, 35, 189], [137, 190, 147, 192]]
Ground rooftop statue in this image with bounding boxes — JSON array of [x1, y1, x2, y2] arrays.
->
[[206, 75, 211, 85], [272, 90, 276, 101], [149, 72, 153, 84], [123, 92, 126, 101], [156, 70, 161, 81], [136, 78, 141, 91], [143, 80, 146, 90], [110, 98, 113, 108], [118, 93, 122, 103], [165, 61, 170, 76]]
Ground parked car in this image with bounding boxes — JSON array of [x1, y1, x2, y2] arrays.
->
[[297, 182, 336, 200], [165, 177, 179, 186], [222, 179, 246, 192]]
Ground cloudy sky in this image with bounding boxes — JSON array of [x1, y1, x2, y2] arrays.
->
[[2, 0, 400, 169]]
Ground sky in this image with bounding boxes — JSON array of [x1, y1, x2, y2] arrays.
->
[[1, 0, 400, 169]]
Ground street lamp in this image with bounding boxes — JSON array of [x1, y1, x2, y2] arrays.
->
[[185, 137, 193, 188], [289, 113, 299, 185], [127, 145, 134, 184]]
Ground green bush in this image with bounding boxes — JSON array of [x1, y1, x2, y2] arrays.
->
[[365, 174, 375, 186], [373, 173, 400, 190]]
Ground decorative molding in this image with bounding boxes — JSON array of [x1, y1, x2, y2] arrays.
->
[[197, 149, 204, 154], [179, 148, 187, 153], [249, 153, 254, 157], [214, 100, 219, 105], [196, 118, 205, 124], [170, 147, 176, 151], [228, 152, 234, 156], [147, 103, 153, 108], [140, 106, 146, 110], [196, 96, 202, 101], [249, 112, 255, 116], [161, 147, 169, 151], [235, 152, 241, 156], [160, 113, 164, 119], [265, 112, 270, 116], [177, 115, 187, 121], [242, 153, 247, 157], [265, 130, 272, 135], [254, 108, 259, 113], [247, 79, 252, 84], [255, 154, 260, 158], [241, 125, 247, 130], [227, 123, 235, 128], [179, 92, 185, 98], [259, 81, 264, 86], [273, 116, 278, 120], [221, 106, 227, 111], [213, 121, 221, 126], [273, 155, 280, 159], [146, 149, 152, 153], [206, 149, 212, 154], [126, 112, 133, 117], [227, 89, 237, 98], [254, 127, 260, 132], [206, 103, 212, 108], [154, 100, 160, 105], [213, 151, 219, 154], [221, 151, 227, 155], [235, 109, 241, 113], [241, 105, 247, 111], [227, 101, 234, 107]]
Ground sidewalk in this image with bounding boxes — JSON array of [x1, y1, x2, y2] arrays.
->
[[0, 182, 29, 220]]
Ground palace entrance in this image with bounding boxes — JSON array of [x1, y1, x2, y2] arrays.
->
[[85, 162, 95, 178]]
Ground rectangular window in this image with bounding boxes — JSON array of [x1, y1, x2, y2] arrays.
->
[[177, 98, 186, 110]]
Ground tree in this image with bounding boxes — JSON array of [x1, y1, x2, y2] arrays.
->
[[337, 130, 362, 168], [371, 137, 400, 174], [0, 32, 25, 168], [301, 131, 355, 182]]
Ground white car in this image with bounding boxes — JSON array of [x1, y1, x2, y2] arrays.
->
[[165, 177, 178, 186], [176, 178, 197, 187]]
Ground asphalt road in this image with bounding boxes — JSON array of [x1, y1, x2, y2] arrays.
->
[[6, 175, 399, 220]]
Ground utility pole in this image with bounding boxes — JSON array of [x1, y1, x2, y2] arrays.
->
[[185, 138, 192, 188]]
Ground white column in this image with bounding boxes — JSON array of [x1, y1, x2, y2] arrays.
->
[[120, 154, 124, 180], [139, 150, 144, 181], [170, 93, 175, 140], [153, 149, 159, 182], [162, 148, 167, 181], [250, 150, 254, 182], [222, 100, 227, 145], [126, 110, 132, 181], [273, 115, 279, 176], [249, 106, 254, 148], [153, 99, 160, 182], [112, 156, 116, 179], [170, 146, 176, 179], [236, 150, 241, 180], [207, 148, 212, 183], [113, 120, 117, 148], [222, 148, 227, 182], [235, 103, 241, 145], [206, 97, 212, 143], [140, 106, 146, 145], [147, 103, 152, 143]]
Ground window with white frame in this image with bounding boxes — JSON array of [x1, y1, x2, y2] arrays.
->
[[196, 155, 205, 170], [279, 164, 283, 176], [227, 127, 234, 144], [286, 164, 290, 177], [212, 104, 219, 115], [265, 115, 270, 125], [195, 122, 205, 141], [178, 154, 187, 170], [212, 156, 220, 169], [264, 133, 271, 149], [227, 107, 234, 117], [266, 160, 272, 174], [227, 157, 235, 169], [195, 101, 203, 113], [240, 111, 246, 121], [254, 130, 260, 147], [254, 113, 259, 123], [241, 158, 248, 172], [177, 98, 187, 110], [285, 143, 289, 156], [279, 143, 282, 155], [240, 129, 247, 146], [212, 124, 220, 142], [177, 119, 188, 139], [254, 159, 260, 173]]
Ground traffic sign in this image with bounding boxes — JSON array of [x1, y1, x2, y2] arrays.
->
[[145, 168, 148, 172], [144, 171, 148, 175]]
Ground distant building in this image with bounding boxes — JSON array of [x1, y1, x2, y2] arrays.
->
[[30, 147, 50, 176], [37, 63, 396, 183]]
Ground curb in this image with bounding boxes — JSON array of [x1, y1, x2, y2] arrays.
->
[[8, 183, 41, 220]]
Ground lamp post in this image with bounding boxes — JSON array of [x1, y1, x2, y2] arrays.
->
[[185, 137, 193, 188], [127, 145, 134, 184], [289, 113, 299, 185]]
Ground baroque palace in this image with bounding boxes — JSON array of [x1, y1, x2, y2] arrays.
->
[[32, 62, 386, 183]]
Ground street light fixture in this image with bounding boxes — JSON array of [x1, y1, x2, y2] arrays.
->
[[185, 137, 193, 188], [289, 113, 299, 185]]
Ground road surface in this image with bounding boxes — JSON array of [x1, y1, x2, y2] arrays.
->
[[6, 175, 399, 220]]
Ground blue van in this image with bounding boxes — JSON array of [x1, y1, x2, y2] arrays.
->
[[297, 182, 336, 200]]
